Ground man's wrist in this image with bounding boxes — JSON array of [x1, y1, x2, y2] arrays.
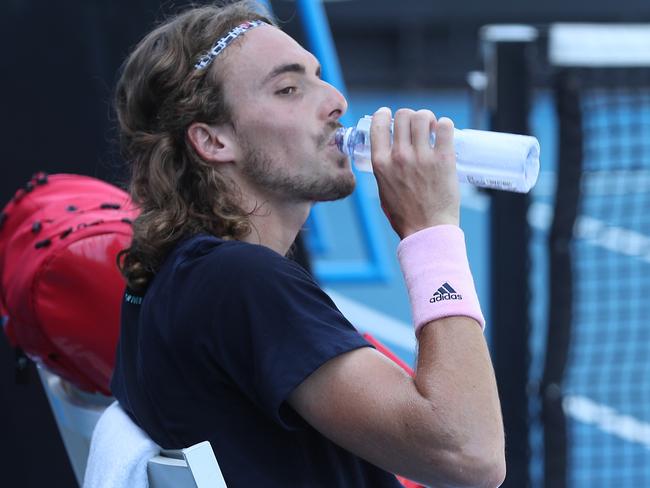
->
[[397, 225, 485, 337], [399, 216, 460, 239]]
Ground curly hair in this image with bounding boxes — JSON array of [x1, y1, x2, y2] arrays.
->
[[115, 1, 275, 292]]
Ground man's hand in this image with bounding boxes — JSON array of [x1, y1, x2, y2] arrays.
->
[[370, 107, 460, 239]]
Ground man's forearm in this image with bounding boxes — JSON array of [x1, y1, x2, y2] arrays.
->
[[412, 316, 506, 487]]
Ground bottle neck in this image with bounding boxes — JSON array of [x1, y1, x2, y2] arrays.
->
[[334, 127, 353, 156]]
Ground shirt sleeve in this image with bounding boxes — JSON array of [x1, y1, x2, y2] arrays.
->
[[203, 242, 371, 430]]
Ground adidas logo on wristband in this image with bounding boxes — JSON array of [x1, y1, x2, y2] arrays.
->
[[429, 282, 463, 303]]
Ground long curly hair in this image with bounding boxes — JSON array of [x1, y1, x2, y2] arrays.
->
[[115, 2, 274, 292]]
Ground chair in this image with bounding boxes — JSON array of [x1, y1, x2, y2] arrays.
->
[[84, 399, 228, 488], [147, 441, 228, 488], [39, 367, 228, 487], [37, 366, 113, 486]]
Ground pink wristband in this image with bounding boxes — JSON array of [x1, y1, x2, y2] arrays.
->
[[397, 225, 485, 337]]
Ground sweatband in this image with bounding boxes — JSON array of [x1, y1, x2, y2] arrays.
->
[[194, 20, 266, 70], [397, 225, 485, 337]]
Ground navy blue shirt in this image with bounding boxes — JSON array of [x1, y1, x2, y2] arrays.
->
[[111, 235, 403, 487]]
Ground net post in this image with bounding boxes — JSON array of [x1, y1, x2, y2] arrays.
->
[[540, 67, 583, 488], [480, 24, 538, 488]]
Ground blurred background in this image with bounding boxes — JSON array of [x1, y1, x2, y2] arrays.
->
[[3, 0, 650, 486]]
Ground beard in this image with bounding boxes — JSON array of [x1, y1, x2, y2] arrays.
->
[[239, 132, 356, 203]]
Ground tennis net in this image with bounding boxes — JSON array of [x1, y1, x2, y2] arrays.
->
[[543, 23, 650, 488]]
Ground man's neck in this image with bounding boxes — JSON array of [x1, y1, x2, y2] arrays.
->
[[240, 198, 312, 256]]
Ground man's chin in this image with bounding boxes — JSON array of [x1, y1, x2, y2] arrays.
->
[[317, 172, 356, 202]]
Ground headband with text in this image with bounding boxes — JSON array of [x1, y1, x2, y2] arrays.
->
[[194, 20, 266, 70]]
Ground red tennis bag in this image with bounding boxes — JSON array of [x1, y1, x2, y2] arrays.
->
[[0, 173, 138, 395]]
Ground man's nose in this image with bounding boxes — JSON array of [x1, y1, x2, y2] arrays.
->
[[321, 81, 348, 121]]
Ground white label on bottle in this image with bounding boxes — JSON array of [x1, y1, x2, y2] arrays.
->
[[465, 175, 516, 191]]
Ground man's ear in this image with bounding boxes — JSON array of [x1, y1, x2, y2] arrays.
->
[[186, 122, 239, 164]]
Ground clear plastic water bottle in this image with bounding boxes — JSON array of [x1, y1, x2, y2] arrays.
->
[[335, 115, 540, 193]]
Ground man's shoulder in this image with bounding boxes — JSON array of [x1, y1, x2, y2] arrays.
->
[[171, 234, 302, 280], [156, 234, 320, 315]]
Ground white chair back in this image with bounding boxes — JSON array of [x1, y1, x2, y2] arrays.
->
[[37, 366, 112, 486], [148, 441, 228, 488], [39, 368, 228, 487]]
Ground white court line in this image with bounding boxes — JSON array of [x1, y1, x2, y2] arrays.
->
[[574, 215, 650, 262], [326, 289, 416, 351], [564, 395, 650, 448], [529, 201, 650, 263]]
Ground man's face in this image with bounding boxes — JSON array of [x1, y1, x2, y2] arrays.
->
[[218, 25, 355, 203]]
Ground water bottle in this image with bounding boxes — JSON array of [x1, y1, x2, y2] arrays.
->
[[335, 115, 540, 193]]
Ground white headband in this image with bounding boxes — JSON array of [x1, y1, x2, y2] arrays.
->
[[194, 20, 266, 70]]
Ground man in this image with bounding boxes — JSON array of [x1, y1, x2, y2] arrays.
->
[[111, 2, 506, 487]]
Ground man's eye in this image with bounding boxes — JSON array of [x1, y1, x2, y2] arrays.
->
[[277, 86, 297, 95]]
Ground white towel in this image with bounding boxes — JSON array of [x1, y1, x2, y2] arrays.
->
[[83, 401, 160, 488]]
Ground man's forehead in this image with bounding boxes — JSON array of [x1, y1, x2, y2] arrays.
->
[[218, 25, 317, 88]]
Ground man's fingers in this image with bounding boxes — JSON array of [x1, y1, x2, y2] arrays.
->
[[371, 109, 456, 172], [393, 109, 414, 159], [413, 110, 436, 155], [370, 107, 392, 166], [434, 117, 455, 156]]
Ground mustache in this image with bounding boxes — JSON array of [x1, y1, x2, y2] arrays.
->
[[317, 121, 344, 148]]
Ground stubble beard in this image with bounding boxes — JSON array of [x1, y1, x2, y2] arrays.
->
[[239, 137, 356, 203]]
